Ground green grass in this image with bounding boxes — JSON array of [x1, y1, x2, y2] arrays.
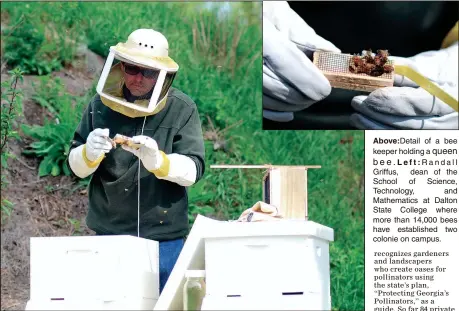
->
[[1, 2, 363, 309]]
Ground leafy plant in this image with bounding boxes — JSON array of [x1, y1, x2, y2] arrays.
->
[[21, 123, 72, 177], [2, 16, 61, 75], [1, 67, 24, 218], [39, 2, 88, 67], [32, 76, 67, 116], [2, 2, 87, 75], [22, 77, 89, 177]]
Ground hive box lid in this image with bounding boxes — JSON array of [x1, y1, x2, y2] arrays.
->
[[29, 234, 160, 247], [204, 218, 334, 241], [154, 215, 333, 311]]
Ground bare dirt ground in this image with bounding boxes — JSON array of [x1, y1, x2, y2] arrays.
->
[[1, 48, 105, 310]]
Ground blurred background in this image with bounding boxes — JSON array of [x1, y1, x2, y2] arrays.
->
[[1, 2, 363, 310]]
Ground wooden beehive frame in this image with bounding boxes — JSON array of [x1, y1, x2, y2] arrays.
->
[[210, 165, 321, 220], [313, 51, 394, 92]]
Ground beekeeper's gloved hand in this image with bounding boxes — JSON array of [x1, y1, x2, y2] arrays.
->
[[68, 128, 112, 179], [350, 43, 459, 129], [263, 1, 340, 122], [85, 128, 112, 162], [122, 135, 163, 172], [122, 135, 197, 186]]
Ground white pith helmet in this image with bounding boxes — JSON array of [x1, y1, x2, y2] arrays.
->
[[96, 29, 179, 118]]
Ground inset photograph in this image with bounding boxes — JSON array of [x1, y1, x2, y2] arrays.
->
[[263, 1, 459, 130]]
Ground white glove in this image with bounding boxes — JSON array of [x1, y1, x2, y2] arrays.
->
[[68, 128, 112, 179], [350, 43, 459, 129], [262, 1, 340, 122], [86, 128, 113, 161], [121, 135, 199, 186], [122, 135, 163, 172]]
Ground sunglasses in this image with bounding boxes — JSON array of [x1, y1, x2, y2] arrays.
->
[[122, 63, 158, 79]]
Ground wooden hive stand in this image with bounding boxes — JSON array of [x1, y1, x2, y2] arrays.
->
[[210, 165, 321, 220]]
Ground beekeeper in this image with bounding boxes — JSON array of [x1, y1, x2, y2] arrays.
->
[[263, 1, 459, 129], [67, 29, 205, 293]]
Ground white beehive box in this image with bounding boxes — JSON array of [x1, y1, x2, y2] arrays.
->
[[201, 220, 334, 310], [25, 235, 159, 310]]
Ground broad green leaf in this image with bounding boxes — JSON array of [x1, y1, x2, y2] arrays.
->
[[62, 161, 71, 176], [38, 156, 52, 177], [51, 164, 61, 176]]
